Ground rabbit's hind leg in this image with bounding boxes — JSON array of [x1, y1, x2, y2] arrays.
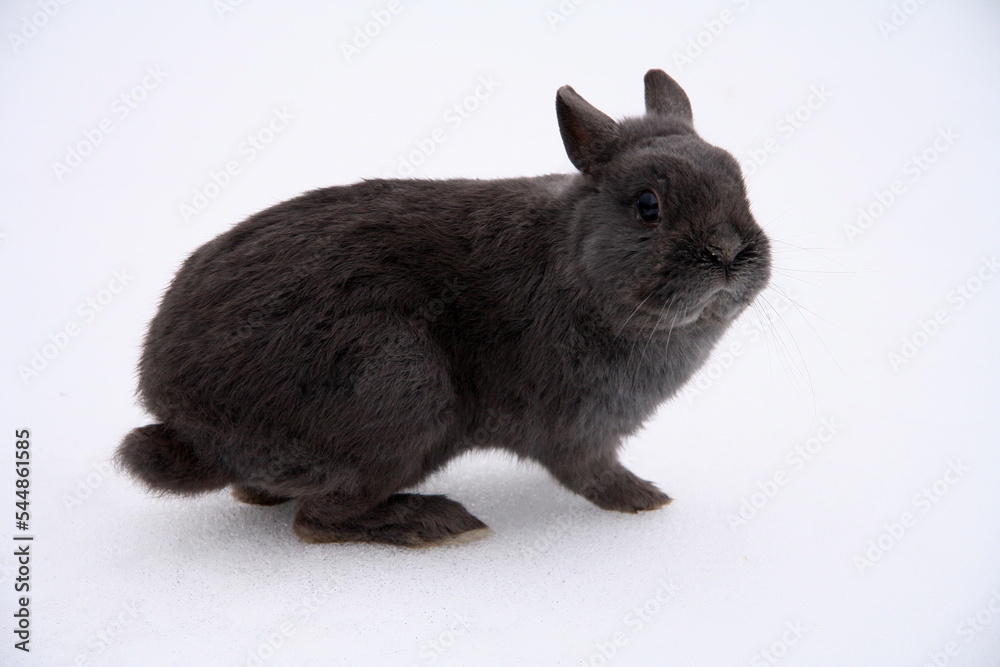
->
[[289, 314, 483, 546], [232, 485, 292, 506], [293, 492, 490, 547]]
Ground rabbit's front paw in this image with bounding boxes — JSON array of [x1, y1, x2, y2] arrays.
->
[[581, 468, 672, 513]]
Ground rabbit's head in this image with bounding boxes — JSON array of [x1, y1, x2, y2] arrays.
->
[[557, 69, 770, 332]]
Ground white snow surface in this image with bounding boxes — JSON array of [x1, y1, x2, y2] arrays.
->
[[2, 1, 999, 665]]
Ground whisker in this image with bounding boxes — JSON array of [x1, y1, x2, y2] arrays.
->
[[758, 293, 817, 413], [641, 295, 675, 360], [764, 285, 843, 328], [642, 298, 682, 363], [619, 294, 673, 396], [767, 289, 859, 396], [757, 201, 802, 234], [767, 271, 859, 297], [614, 289, 656, 341], [739, 116, 775, 156]]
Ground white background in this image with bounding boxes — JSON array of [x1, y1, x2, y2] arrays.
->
[[2, 1, 999, 665]]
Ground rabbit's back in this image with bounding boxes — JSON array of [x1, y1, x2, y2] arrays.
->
[[137, 177, 562, 436]]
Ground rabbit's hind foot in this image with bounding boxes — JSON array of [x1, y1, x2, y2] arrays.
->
[[293, 492, 491, 547]]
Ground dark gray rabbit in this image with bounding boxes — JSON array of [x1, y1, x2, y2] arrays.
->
[[118, 70, 771, 547]]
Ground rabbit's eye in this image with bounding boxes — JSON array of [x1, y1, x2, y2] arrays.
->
[[635, 190, 661, 223]]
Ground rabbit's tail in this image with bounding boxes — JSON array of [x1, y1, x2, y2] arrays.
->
[[116, 424, 231, 495]]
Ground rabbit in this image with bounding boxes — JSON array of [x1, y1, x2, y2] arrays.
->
[[117, 69, 771, 547]]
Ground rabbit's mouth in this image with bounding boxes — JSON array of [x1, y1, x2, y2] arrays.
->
[[638, 287, 750, 330], [679, 296, 741, 327], [694, 296, 749, 325]]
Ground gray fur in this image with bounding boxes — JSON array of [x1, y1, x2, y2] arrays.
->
[[116, 70, 771, 547]]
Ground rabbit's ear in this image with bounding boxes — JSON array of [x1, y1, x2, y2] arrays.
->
[[644, 69, 692, 121], [556, 85, 619, 174]]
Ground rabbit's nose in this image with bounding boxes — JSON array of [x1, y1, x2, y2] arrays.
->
[[705, 231, 745, 269]]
